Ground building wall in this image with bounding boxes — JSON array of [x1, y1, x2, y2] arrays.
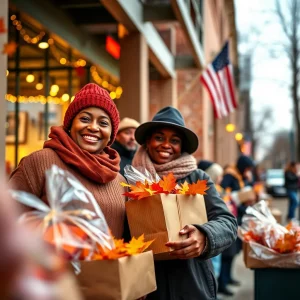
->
[[203, 0, 239, 167]]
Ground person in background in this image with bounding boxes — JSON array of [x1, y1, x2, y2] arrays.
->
[[284, 161, 299, 221], [219, 155, 255, 296], [197, 161, 226, 283], [132, 106, 237, 300], [198, 160, 237, 298], [111, 117, 140, 176]]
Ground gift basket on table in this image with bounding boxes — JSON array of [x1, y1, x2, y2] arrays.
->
[[240, 200, 300, 300], [11, 165, 156, 300]]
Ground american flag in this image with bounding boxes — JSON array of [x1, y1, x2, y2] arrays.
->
[[200, 42, 238, 119]]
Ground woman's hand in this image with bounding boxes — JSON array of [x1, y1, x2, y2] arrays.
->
[[165, 225, 206, 259]]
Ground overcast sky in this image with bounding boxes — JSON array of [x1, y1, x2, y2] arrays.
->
[[235, 0, 293, 160]]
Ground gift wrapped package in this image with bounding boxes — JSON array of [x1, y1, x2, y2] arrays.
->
[[11, 165, 156, 300], [123, 166, 208, 260], [240, 200, 300, 269]]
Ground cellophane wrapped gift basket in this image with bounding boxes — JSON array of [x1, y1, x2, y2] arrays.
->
[[123, 165, 208, 260], [240, 200, 300, 268], [11, 165, 156, 300]]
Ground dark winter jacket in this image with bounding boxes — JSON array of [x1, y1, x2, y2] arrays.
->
[[146, 169, 238, 300], [111, 141, 136, 176], [285, 170, 299, 191]]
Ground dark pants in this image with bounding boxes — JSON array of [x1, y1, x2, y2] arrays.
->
[[218, 242, 236, 290], [287, 190, 298, 220], [218, 256, 233, 289]]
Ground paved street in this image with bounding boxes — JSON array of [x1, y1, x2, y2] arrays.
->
[[219, 197, 290, 300]]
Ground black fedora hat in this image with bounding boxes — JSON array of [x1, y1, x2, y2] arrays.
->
[[135, 106, 199, 154]]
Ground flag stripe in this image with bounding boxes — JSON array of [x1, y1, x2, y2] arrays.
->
[[200, 41, 238, 119], [208, 65, 227, 117], [200, 74, 221, 118], [200, 75, 220, 119], [227, 64, 238, 108]]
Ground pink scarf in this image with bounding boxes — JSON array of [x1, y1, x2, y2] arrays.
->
[[132, 145, 197, 180]]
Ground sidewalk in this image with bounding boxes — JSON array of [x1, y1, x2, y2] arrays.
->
[[219, 198, 289, 300]]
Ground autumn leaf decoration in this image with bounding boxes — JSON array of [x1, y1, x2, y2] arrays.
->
[[122, 172, 209, 200], [93, 234, 154, 260]]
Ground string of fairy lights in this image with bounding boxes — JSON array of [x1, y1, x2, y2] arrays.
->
[[7, 15, 123, 104]]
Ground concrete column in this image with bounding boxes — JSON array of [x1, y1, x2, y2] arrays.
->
[[0, 1, 8, 178], [119, 32, 149, 123]]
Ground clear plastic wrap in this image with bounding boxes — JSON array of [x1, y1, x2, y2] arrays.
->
[[241, 200, 300, 268], [10, 165, 114, 261], [124, 165, 160, 185]]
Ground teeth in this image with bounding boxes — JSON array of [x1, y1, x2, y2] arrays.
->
[[159, 152, 170, 157], [83, 135, 98, 141]]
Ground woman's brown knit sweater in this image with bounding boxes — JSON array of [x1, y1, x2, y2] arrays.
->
[[9, 148, 126, 238]]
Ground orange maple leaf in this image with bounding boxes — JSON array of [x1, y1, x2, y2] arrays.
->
[[123, 181, 156, 200], [159, 173, 177, 193], [273, 233, 297, 254], [186, 180, 209, 195]]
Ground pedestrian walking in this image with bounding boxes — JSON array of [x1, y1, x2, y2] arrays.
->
[[132, 106, 238, 300], [284, 161, 299, 221], [111, 117, 140, 176]]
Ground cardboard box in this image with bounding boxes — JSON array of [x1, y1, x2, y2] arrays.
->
[[75, 251, 156, 300], [243, 242, 270, 269], [126, 194, 207, 260]]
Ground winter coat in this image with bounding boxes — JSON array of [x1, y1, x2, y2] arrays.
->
[[146, 169, 238, 300], [285, 170, 299, 191], [111, 141, 136, 176]]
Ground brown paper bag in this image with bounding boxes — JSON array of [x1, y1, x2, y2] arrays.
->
[[126, 194, 207, 259], [75, 251, 156, 300], [243, 242, 270, 269], [238, 188, 256, 203]]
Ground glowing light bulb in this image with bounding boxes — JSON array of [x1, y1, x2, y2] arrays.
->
[[36, 83, 44, 90], [62, 93, 70, 102], [26, 73, 35, 83], [225, 123, 235, 133], [38, 42, 49, 49]]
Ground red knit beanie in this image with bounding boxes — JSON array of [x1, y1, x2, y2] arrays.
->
[[63, 83, 120, 146]]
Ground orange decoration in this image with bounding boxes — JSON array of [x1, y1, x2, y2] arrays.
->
[[2, 41, 17, 57], [92, 234, 154, 260], [0, 17, 6, 33], [122, 172, 209, 200], [243, 222, 300, 254], [185, 180, 210, 196], [158, 173, 177, 193], [43, 224, 89, 259], [43, 222, 153, 261]]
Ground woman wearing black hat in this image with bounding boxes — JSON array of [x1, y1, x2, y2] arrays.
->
[[132, 106, 237, 300]]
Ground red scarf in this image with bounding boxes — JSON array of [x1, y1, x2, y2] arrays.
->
[[44, 126, 120, 184]]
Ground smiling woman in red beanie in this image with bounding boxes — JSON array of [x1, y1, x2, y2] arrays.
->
[[9, 83, 126, 238]]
